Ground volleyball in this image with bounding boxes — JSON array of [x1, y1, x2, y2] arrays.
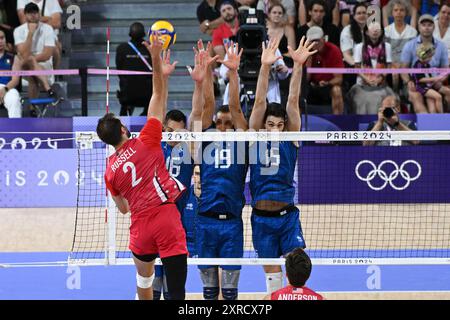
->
[[149, 20, 176, 50]]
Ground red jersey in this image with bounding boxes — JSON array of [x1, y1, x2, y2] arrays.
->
[[271, 285, 324, 300], [310, 42, 344, 83], [212, 19, 239, 47], [104, 117, 186, 220]]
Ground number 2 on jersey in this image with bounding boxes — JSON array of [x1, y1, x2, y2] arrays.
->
[[123, 161, 142, 187]]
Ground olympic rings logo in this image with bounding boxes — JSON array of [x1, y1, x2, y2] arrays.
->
[[355, 160, 422, 191]]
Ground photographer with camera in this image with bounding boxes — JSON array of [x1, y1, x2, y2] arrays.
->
[[363, 95, 419, 146]]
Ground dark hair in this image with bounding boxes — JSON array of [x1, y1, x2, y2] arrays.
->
[[307, 0, 328, 13], [129, 22, 146, 41], [217, 105, 231, 114], [96, 113, 124, 147], [440, 0, 450, 10], [24, 2, 40, 14], [164, 109, 187, 126], [263, 103, 287, 123], [363, 23, 385, 48], [220, 0, 238, 10], [285, 248, 312, 288], [350, 3, 367, 45]]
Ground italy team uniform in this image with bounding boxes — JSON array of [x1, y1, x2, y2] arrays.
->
[[249, 140, 305, 258], [182, 187, 198, 257], [161, 141, 193, 214], [154, 141, 193, 282], [197, 125, 248, 270]]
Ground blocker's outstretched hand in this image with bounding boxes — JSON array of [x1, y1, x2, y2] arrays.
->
[[288, 36, 317, 66], [217, 41, 243, 72]]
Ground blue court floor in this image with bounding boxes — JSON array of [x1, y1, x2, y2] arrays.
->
[[1, 252, 450, 299]]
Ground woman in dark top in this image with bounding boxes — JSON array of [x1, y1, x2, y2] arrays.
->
[[266, 3, 295, 66]]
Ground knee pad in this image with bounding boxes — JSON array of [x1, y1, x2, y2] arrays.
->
[[152, 276, 163, 300], [265, 272, 283, 294], [203, 287, 220, 300], [200, 268, 219, 300], [162, 274, 171, 300], [221, 270, 240, 300], [152, 276, 163, 292], [136, 272, 155, 289], [221, 269, 240, 289], [221, 287, 238, 300], [200, 267, 219, 288]]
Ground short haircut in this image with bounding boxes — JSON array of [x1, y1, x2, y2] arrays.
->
[[308, 0, 328, 13], [382, 94, 401, 108], [220, 0, 237, 11], [24, 2, 40, 14], [96, 113, 123, 147], [388, 0, 410, 16], [164, 109, 187, 126], [217, 105, 231, 114], [129, 22, 146, 41], [285, 248, 312, 288], [263, 103, 287, 123]]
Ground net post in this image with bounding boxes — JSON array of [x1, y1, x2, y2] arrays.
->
[[106, 191, 117, 265], [106, 144, 117, 265], [80, 67, 88, 116]]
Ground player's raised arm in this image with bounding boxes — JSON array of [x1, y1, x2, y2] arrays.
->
[[161, 49, 179, 117], [286, 36, 317, 132], [189, 40, 219, 131], [249, 36, 283, 130], [142, 33, 177, 122], [218, 42, 247, 131], [201, 42, 217, 130]]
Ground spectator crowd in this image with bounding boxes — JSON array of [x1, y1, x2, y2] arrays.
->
[[197, 0, 450, 115], [0, 0, 66, 118]]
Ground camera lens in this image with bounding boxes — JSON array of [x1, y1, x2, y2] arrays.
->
[[383, 107, 395, 118]]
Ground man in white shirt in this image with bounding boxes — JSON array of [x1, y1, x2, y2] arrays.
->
[[17, 0, 63, 68], [14, 2, 56, 99]]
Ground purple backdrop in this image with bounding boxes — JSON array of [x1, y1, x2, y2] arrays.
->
[[0, 149, 103, 207], [0, 118, 73, 150], [298, 145, 450, 204], [1, 145, 449, 208]]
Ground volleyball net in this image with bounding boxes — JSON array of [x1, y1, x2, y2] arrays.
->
[[69, 130, 450, 266]]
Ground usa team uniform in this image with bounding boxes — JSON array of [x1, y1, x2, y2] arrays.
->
[[104, 117, 188, 259], [271, 285, 324, 300], [250, 141, 305, 258], [197, 126, 248, 270]]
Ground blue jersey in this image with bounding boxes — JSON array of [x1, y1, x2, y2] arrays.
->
[[162, 141, 193, 212], [0, 53, 13, 85], [199, 129, 248, 217], [249, 141, 298, 207]]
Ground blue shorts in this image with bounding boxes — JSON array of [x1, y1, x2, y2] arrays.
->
[[182, 213, 197, 258], [155, 264, 164, 277], [195, 214, 243, 270], [251, 206, 305, 258]]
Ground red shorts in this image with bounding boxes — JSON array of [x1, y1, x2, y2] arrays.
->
[[129, 203, 187, 258]]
